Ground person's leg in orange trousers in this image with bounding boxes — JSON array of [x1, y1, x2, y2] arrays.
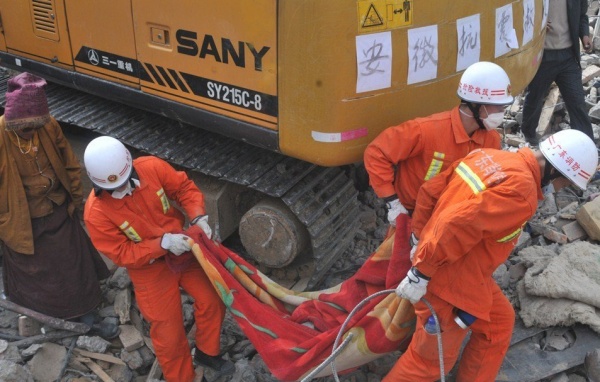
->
[[130, 261, 196, 382], [456, 284, 514, 381], [383, 293, 468, 382], [180, 262, 226, 356]]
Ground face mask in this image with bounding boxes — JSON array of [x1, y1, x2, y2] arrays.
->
[[482, 111, 504, 130]]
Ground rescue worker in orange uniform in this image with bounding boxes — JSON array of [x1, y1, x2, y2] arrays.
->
[[364, 62, 514, 240], [364, 61, 513, 286], [83, 136, 234, 382], [388, 129, 598, 381], [364, 61, 512, 226]]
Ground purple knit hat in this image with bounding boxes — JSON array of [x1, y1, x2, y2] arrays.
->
[[4, 72, 50, 131]]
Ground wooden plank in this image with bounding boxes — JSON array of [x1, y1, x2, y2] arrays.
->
[[535, 86, 560, 138], [80, 358, 116, 382], [497, 325, 600, 382], [74, 349, 126, 365]]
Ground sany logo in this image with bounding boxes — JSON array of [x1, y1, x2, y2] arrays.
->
[[175, 29, 270, 72]]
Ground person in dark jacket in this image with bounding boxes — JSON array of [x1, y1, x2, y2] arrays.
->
[[520, 0, 594, 145], [0, 72, 117, 339]]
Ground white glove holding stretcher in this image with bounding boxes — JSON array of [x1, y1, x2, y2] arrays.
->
[[193, 215, 213, 239], [161, 233, 192, 256], [396, 266, 430, 304], [386, 198, 409, 226]]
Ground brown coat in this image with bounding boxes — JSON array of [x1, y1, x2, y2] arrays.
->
[[0, 116, 83, 254]]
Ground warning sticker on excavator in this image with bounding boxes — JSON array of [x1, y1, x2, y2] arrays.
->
[[357, 0, 413, 33]]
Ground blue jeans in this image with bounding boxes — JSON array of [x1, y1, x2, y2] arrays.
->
[[521, 50, 593, 142]]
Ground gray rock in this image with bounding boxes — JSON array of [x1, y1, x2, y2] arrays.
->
[[76, 335, 111, 353], [109, 267, 132, 289], [0, 360, 33, 382], [120, 349, 144, 370], [107, 363, 134, 382], [28, 342, 67, 382]]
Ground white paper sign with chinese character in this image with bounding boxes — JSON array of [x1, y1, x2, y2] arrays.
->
[[495, 4, 519, 58], [356, 32, 392, 93], [407, 25, 438, 85], [522, 0, 535, 45], [456, 14, 481, 72]]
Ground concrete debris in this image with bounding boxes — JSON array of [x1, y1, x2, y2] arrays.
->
[[28, 342, 67, 382], [0, 359, 34, 382]]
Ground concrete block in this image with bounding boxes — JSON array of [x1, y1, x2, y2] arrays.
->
[[18, 316, 40, 337], [561, 220, 588, 242], [119, 325, 144, 352], [576, 197, 600, 241]]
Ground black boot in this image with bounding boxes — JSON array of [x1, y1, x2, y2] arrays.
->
[[193, 347, 235, 375], [78, 312, 120, 340]]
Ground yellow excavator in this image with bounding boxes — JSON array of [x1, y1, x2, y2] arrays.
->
[[0, 0, 545, 287]]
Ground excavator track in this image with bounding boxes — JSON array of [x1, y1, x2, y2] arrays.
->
[[0, 71, 359, 288]]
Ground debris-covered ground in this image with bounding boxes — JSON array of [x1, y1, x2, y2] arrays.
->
[[2, 175, 600, 382], [5, 5, 600, 382]]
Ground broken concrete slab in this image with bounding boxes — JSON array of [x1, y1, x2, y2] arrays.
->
[[561, 220, 588, 242], [497, 325, 600, 382], [582, 65, 600, 84], [29, 342, 67, 382]]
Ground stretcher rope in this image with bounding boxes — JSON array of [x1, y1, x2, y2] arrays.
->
[[299, 291, 446, 382]]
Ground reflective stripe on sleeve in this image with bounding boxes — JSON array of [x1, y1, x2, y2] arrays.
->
[[455, 162, 487, 194], [424, 152, 446, 181], [119, 221, 142, 242]]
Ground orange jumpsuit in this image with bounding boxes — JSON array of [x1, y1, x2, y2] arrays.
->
[[364, 106, 501, 209], [384, 148, 543, 382], [84, 156, 225, 382]]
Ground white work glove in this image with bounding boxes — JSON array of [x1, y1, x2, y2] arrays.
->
[[161, 233, 192, 256], [386, 198, 408, 227], [192, 215, 213, 239], [409, 232, 419, 261], [395, 267, 430, 304]]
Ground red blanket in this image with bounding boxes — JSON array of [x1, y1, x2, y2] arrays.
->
[[187, 214, 416, 381]]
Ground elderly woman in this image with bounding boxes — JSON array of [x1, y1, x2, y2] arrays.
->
[[0, 72, 116, 338]]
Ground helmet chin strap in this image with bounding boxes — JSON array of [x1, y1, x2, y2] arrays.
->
[[541, 160, 562, 187], [465, 102, 487, 130]]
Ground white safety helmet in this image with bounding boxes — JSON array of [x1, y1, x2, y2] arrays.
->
[[84, 136, 133, 190], [457, 61, 514, 105], [540, 129, 599, 190]]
